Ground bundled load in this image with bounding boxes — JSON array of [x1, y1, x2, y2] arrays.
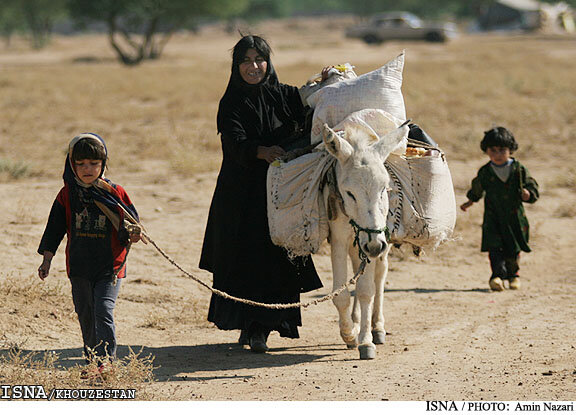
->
[[267, 52, 456, 257], [385, 142, 456, 251], [306, 52, 406, 145], [267, 150, 333, 258], [299, 63, 357, 106]]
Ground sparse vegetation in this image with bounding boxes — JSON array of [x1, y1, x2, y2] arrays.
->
[[548, 167, 576, 190], [0, 345, 156, 399], [1, 21, 576, 401], [0, 158, 31, 181], [0, 272, 66, 303], [554, 202, 576, 218], [0, 29, 574, 179]]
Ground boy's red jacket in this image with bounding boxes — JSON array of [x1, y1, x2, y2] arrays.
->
[[38, 182, 136, 280]]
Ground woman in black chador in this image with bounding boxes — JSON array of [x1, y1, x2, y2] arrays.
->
[[199, 35, 323, 353]]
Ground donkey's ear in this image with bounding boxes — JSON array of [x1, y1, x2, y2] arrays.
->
[[323, 124, 354, 163], [373, 124, 409, 159]]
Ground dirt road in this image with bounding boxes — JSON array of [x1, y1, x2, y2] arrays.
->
[[2, 156, 575, 400]]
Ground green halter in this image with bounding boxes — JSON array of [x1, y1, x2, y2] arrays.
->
[[349, 219, 390, 262]]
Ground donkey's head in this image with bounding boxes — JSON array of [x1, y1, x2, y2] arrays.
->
[[323, 122, 408, 258]]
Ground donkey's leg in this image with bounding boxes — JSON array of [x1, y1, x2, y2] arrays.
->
[[331, 223, 357, 348], [372, 246, 390, 344], [348, 244, 361, 331], [355, 260, 377, 359]]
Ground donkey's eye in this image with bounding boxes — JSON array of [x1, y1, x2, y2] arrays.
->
[[346, 191, 356, 202]]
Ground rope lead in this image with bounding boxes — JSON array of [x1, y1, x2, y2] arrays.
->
[[143, 231, 367, 309]]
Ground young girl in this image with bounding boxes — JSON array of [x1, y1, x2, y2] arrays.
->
[[38, 133, 141, 370], [460, 127, 539, 291]]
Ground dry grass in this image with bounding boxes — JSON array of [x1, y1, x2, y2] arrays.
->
[[0, 41, 228, 179], [0, 272, 67, 304], [0, 272, 157, 399], [0, 345, 156, 400], [1, 31, 575, 181], [547, 166, 576, 190], [554, 202, 576, 218], [2, 32, 574, 182], [1, 19, 576, 400], [0, 158, 31, 181]]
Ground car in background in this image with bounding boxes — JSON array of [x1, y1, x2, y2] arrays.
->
[[345, 11, 459, 44]]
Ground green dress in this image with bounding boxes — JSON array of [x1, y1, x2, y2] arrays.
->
[[466, 159, 539, 256]]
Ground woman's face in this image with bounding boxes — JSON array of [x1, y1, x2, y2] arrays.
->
[[239, 48, 267, 85]]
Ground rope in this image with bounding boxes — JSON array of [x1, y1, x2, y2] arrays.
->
[[142, 231, 367, 309], [384, 162, 403, 237], [111, 242, 130, 286], [108, 147, 367, 309]]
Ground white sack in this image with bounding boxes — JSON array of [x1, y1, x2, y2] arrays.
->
[[299, 63, 357, 106], [307, 52, 406, 145], [385, 152, 456, 249], [267, 151, 335, 258]]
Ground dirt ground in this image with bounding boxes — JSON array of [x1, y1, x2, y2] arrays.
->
[[1, 156, 575, 401], [1, 22, 575, 402]]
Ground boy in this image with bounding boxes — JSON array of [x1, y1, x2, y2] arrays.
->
[[460, 127, 539, 291], [38, 133, 142, 371]]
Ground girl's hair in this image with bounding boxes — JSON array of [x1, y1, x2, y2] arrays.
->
[[480, 126, 518, 153], [231, 34, 272, 74], [72, 137, 107, 161]]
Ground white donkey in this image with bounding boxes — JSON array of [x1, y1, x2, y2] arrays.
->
[[322, 121, 409, 360]]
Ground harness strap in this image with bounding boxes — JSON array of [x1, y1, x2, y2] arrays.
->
[[383, 161, 403, 238], [349, 219, 390, 262], [323, 163, 345, 220], [322, 164, 390, 262]]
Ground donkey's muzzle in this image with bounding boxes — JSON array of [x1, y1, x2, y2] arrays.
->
[[364, 238, 388, 258]]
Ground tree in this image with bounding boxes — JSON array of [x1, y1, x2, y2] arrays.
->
[[240, 0, 293, 19], [22, 0, 68, 49], [0, 0, 66, 49], [0, 2, 23, 48], [69, 0, 249, 65]]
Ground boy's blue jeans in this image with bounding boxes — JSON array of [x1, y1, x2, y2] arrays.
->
[[70, 277, 122, 362]]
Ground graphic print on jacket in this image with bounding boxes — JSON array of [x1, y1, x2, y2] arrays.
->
[[38, 183, 134, 281], [69, 201, 114, 280]]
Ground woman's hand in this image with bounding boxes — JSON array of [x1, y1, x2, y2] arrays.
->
[[257, 145, 286, 164], [320, 66, 334, 82], [38, 252, 54, 280]]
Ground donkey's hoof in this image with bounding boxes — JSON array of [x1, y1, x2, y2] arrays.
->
[[372, 330, 386, 345], [358, 344, 376, 360], [341, 333, 358, 349]]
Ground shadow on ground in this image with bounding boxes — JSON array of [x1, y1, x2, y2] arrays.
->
[[384, 287, 490, 293], [0, 341, 341, 382]]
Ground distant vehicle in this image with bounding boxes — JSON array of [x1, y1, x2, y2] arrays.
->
[[345, 12, 459, 44]]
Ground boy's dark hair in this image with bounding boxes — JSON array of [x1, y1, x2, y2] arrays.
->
[[72, 137, 107, 161], [480, 126, 518, 153]]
